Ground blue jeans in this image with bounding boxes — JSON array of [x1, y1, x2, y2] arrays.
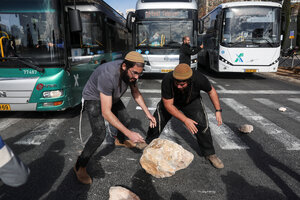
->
[[146, 98, 215, 156], [76, 100, 130, 169]]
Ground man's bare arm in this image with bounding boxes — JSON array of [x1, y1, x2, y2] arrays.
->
[[207, 86, 223, 126], [162, 98, 198, 134], [100, 93, 145, 142]]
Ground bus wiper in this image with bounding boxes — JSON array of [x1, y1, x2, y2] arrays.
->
[[252, 38, 274, 47], [227, 41, 247, 47], [2, 57, 45, 73]]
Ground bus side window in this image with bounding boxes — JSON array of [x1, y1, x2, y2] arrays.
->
[[70, 12, 105, 58]]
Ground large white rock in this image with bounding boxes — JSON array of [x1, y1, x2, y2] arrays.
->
[[140, 138, 194, 178], [239, 124, 254, 134], [109, 186, 140, 200]]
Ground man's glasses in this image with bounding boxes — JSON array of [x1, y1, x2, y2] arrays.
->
[[129, 69, 143, 77]]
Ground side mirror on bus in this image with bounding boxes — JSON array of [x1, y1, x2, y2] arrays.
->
[[126, 12, 135, 32], [69, 9, 82, 32], [198, 20, 204, 34]]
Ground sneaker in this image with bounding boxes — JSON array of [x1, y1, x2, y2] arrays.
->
[[73, 166, 92, 184], [206, 154, 224, 169], [114, 138, 136, 148]]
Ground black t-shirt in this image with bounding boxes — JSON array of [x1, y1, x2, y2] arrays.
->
[[161, 70, 212, 107]]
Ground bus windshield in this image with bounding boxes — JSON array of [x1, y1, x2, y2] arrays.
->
[[136, 21, 194, 48], [0, 0, 64, 66], [221, 6, 281, 47]]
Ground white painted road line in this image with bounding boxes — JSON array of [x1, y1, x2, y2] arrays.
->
[[136, 89, 300, 95], [121, 97, 131, 107], [217, 90, 300, 94], [221, 98, 300, 150], [136, 97, 160, 114], [288, 98, 300, 105], [216, 85, 226, 90], [136, 106, 156, 111], [205, 106, 249, 150], [15, 119, 67, 145], [208, 78, 217, 84], [254, 98, 300, 123], [0, 116, 22, 132]]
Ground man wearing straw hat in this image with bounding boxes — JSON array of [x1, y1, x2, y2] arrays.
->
[[74, 51, 156, 184], [146, 63, 224, 169]]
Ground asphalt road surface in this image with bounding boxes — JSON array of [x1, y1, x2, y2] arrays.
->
[[0, 70, 299, 200]]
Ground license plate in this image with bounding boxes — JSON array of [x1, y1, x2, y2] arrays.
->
[[0, 104, 11, 111], [245, 69, 257, 73], [161, 69, 173, 73]]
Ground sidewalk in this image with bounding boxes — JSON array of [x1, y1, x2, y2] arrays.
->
[[259, 66, 300, 85]]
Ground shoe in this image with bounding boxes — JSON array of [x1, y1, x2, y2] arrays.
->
[[114, 138, 136, 148], [135, 142, 148, 150], [73, 166, 92, 184], [206, 154, 224, 169]]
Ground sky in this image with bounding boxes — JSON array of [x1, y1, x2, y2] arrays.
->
[[103, 0, 137, 16]]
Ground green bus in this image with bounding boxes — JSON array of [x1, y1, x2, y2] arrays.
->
[[0, 0, 132, 111]]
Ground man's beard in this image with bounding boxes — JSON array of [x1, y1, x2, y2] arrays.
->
[[121, 69, 136, 85]]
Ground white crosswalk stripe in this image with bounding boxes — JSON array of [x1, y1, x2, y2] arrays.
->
[[254, 98, 300, 123], [121, 97, 131, 107], [205, 106, 249, 150], [136, 97, 160, 114], [0, 115, 22, 133], [15, 118, 67, 145], [221, 98, 300, 150], [288, 98, 300, 105], [134, 98, 249, 149]]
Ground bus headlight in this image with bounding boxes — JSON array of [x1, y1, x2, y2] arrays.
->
[[43, 90, 63, 98], [192, 58, 197, 63]]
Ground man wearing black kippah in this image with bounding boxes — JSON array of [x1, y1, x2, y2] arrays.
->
[[146, 63, 224, 169]]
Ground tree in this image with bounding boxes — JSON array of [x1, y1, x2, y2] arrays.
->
[[297, 6, 300, 48], [281, 0, 291, 49]]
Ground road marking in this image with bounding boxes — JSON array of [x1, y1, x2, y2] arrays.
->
[[288, 98, 300, 104], [216, 85, 226, 90], [205, 106, 249, 150], [121, 97, 131, 107], [254, 98, 300, 123], [136, 89, 300, 95], [15, 118, 66, 145], [208, 79, 217, 84], [136, 97, 160, 114], [0, 115, 22, 132], [217, 90, 300, 94], [221, 98, 300, 150], [136, 106, 156, 110]]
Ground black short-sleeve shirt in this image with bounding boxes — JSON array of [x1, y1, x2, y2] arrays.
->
[[161, 70, 212, 107]]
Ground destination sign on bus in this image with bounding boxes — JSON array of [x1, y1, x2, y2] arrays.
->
[[145, 10, 188, 19]]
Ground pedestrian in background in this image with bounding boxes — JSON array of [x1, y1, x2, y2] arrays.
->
[[179, 36, 203, 65], [145, 63, 224, 169], [74, 51, 156, 184]]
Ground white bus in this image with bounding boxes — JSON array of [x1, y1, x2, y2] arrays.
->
[[127, 0, 199, 73], [198, 1, 282, 73]]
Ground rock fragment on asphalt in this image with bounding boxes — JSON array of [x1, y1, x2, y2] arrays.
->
[[140, 138, 194, 178], [278, 107, 287, 112], [239, 124, 254, 133], [109, 186, 140, 200]]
